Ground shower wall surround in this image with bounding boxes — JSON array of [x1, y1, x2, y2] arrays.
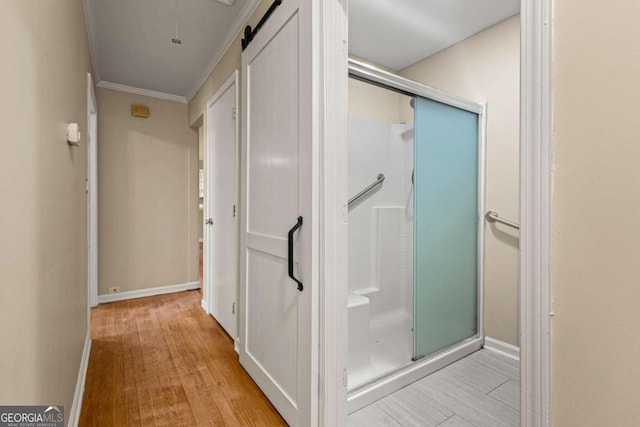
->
[[348, 115, 414, 388]]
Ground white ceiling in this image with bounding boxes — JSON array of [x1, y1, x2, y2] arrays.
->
[[349, 0, 520, 71], [85, 0, 257, 100]]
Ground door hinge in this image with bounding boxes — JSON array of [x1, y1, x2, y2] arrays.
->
[[232, 107, 236, 120], [86, 179, 89, 194], [342, 368, 348, 388], [233, 205, 236, 217], [232, 302, 236, 315]]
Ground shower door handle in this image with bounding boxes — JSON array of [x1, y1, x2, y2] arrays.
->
[[287, 216, 304, 292]]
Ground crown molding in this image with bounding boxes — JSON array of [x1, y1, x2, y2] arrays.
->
[[96, 81, 188, 103], [186, 0, 261, 102]]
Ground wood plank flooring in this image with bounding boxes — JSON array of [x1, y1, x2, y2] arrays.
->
[[79, 290, 286, 426], [349, 350, 520, 427]]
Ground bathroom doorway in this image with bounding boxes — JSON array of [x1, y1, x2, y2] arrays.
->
[[345, 1, 523, 423]]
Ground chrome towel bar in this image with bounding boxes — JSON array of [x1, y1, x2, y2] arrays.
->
[[349, 174, 385, 208], [485, 210, 520, 230]]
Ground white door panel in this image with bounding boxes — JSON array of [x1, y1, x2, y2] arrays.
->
[[246, 249, 298, 399], [240, 0, 317, 425], [206, 72, 239, 340], [246, 17, 298, 239]]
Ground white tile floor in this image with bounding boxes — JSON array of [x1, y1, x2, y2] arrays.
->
[[349, 349, 520, 427]]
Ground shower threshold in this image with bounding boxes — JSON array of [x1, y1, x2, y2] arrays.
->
[[347, 336, 483, 413]]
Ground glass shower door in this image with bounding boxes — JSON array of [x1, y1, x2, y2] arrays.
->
[[413, 96, 480, 360]]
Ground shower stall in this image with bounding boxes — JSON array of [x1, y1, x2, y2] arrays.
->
[[347, 59, 486, 412]]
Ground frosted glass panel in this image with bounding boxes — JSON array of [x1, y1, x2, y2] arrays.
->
[[413, 96, 479, 359]]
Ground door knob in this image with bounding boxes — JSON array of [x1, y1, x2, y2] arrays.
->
[[205, 218, 213, 225]]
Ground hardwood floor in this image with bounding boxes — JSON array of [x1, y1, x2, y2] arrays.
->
[[79, 290, 286, 426]]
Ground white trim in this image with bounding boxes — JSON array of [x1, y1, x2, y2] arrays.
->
[[96, 81, 188, 103], [87, 74, 97, 115], [484, 337, 520, 362], [319, 0, 349, 425], [68, 332, 91, 427], [87, 73, 99, 309], [201, 298, 209, 313], [477, 102, 488, 341], [347, 338, 483, 413], [520, 0, 553, 425], [97, 281, 200, 304], [206, 71, 239, 109], [198, 237, 203, 243], [82, 0, 100, 83], [234, 337, 240, 355], [186, 0, 260, 101]]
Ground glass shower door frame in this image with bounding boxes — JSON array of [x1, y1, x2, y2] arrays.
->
[[346, 58, 487, 414]]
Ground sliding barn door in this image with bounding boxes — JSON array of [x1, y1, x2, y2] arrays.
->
[[239, 1, 317, 426]]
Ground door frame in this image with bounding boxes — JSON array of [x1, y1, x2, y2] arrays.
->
[[87, 73, 98, 309], [203, 70, 239, 335], [519, 0, 553, 425], [321, 0, 553, 425], [318, 1, 349, 425]]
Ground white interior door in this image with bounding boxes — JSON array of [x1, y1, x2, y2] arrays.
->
[[206, 72, 239, 340], [239, 1, 317, 425]]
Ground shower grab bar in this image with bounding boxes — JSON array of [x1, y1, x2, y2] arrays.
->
[[485, 210, 520, 230], [348, 174, 385, 207]]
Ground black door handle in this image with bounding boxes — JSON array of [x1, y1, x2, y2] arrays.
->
[[288, 216, 303, 292]]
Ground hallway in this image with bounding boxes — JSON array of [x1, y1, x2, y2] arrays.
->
[[79, 291, 286, 426]]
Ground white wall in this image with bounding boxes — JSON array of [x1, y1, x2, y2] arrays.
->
[[348, 112, 414, 385], [348, 116, 414, 307]]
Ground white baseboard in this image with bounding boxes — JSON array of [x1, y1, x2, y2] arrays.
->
[[97, 281, 201, 304], [68, 332, 91, 427], [234, 337, 240, 355], [484, 336, 520, 362], [201, 298, 209, 313]]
